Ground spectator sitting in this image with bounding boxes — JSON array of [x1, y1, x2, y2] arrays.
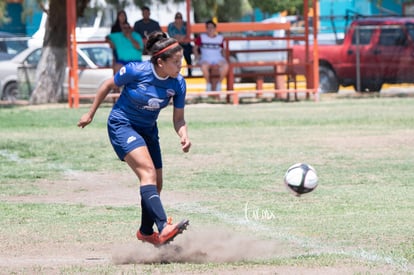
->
[[193, 20, 229, 91], [167, 12, 193, 77], [106, 23, 144, 74], [133, 6, 161, 43]]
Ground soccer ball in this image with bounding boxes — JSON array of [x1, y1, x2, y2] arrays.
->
[[284, 163, 318, 196]]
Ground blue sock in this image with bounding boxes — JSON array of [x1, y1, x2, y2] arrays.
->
[[139, 199, 155, 235], [140, 185, 167, 233]]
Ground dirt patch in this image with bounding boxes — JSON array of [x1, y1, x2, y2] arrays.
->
[[4, 171, 215, 207], [4, 171, 139, 207]]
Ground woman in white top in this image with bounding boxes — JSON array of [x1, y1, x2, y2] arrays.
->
[[193, 20, 229, 91]]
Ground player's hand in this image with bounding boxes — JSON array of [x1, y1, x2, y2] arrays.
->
[[77, 113, 93, 128], [181, 137, 191, 153]]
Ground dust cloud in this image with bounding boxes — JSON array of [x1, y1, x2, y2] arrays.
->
[[112, 228, 286, 264]]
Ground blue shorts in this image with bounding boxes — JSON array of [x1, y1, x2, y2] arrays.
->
[[107, 116, 162, 169]]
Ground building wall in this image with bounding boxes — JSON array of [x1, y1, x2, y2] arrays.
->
[[0, 0, 43, 35], [319, 0, 404, 35], [24, 0, 43, 36]]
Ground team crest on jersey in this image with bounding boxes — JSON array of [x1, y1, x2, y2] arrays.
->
[[119, 66, 126, 75], [144, 98, 164, 110], [166, 89, 175, 97]]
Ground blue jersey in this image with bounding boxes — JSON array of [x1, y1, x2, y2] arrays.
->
[[111, 61, 186, 128]]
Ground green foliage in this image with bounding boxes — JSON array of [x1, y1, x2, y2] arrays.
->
[[128, 0, 176, 9], [248, 0, 305, 15], [0, 1, 9, 26], [192, 0, 245, 22], [76, 0, 91, 17]]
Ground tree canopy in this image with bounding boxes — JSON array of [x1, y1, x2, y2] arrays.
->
[[247, 0, 306, 16], [102, 0, 299, 23]]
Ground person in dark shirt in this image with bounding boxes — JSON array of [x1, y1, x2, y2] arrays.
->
[[133, 6, 161, 40]]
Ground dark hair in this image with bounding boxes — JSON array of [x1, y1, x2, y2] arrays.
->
[[205, 19, 216, 28], [111, 10, 129, 33], [141, 6, 150, 12], [146, 31, 183, 64]]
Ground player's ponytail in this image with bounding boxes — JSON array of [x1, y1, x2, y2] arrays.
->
[[147, 31, 182, 64]]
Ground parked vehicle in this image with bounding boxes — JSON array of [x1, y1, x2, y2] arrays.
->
[[0, 43, 113, 102], [0, 31, 28, 61], [292, 17, 414, 93]]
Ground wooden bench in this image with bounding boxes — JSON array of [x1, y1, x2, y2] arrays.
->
[[225, 45, 299, 102], [185, 22, 291, 34], [182, 64, 221, 88], [184, 23, 306, 102]]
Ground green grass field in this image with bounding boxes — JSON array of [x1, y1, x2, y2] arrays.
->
[[0, 97, 413, 274]]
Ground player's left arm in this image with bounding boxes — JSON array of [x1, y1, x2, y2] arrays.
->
[[173, 107, 191, 153]]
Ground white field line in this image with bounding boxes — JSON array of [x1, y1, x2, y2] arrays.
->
[[172, 201, 413, 272], [0, 149, 75, 174], [0, 149, 28, 163]]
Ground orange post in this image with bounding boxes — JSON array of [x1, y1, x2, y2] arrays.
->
[[186, 0, 192, 37], [312, 0, 319, 101], [304, 0, 310, 91], [66, 0, 79, 108]]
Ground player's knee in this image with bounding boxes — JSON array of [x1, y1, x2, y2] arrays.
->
[[139, 165, 157, 184]]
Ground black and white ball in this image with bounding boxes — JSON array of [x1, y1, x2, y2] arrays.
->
[[284, 163, 318, 196]]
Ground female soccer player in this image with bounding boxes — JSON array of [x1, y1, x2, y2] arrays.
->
[[78, 31, 191, 246]]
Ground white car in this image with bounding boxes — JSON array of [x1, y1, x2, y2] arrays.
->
[[0, 43, 113, 102], [0, 31, 28, 61]]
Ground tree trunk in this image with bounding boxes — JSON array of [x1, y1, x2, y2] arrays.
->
[[30, 46, 66, 104], [30, 0, 67, 104]]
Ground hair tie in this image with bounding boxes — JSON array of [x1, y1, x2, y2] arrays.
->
[[154, 42, 179, 57]]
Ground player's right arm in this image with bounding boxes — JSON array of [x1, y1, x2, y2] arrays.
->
[[77, 77, 117, 128]]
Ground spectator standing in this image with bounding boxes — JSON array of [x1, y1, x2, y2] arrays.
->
[[167, 12, 193, 77], [133, 6, 162, 40], [106, 23, 144, 73], [111, 10, 129, 33], [193, 20, 228, 91], [109, 10, 131, 83]]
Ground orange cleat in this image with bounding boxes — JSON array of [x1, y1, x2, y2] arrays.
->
[[158, 219, 189, 246], [136, 230, 160, 246]]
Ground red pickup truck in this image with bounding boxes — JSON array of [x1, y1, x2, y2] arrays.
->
[[292, 17, 414, 93]]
